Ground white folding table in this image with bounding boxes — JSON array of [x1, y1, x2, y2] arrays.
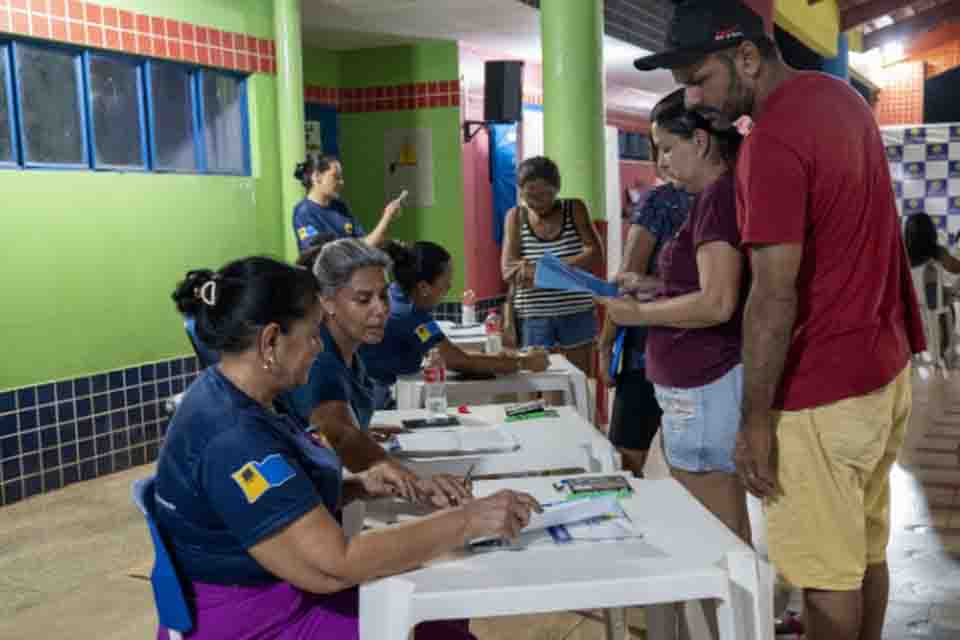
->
[[359, 475, 774, 640], [394, 354, 591, 421]]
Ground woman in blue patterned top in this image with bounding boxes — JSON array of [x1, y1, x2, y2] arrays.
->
[[598, 92, 695, 476]]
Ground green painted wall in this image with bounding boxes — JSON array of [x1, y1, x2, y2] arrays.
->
[[303, 46, 341, 87], [335, 42, 466, 296], [339, 41, 458, 86], [0, 0, 282, 390], [339, 108, 466, 296]]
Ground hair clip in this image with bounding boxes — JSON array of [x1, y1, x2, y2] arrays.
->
[[199, 280, 218, 307]]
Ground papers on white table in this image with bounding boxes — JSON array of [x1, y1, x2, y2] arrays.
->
[[470, 495, 637, 550], [391, 425, 520, 458], [525, 495, 623, 532]]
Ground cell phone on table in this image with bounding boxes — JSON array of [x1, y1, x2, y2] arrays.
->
[[556, 475, 632, 495], [401, 416, 461, 429]]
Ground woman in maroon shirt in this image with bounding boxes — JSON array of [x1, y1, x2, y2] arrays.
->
[[599, 89, 749, 543]]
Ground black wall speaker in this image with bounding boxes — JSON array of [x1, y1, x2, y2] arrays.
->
[[484, 60, 524, 123]]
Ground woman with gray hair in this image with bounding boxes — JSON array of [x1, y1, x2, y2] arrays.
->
[[279, 238, 471, 507]]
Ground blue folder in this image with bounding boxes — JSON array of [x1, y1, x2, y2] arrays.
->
[[534, 251, 619, 297]]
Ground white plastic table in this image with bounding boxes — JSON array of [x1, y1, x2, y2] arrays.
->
[[374, 404, 616, 477], [394, 354, 591, 421], [359, 475, 774, 640]]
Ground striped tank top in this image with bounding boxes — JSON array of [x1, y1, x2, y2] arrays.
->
[[514, 200, 595, 319]]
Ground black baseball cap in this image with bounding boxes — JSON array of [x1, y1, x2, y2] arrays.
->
[[634, 0, 766, 71]]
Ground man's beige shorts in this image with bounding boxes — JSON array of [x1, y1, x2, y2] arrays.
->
[[765, 366, 911, 591]]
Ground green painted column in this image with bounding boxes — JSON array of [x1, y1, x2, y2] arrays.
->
[[540, 0, 606, 221], [274, 0, 305, 261]]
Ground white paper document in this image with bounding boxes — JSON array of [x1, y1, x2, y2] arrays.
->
[[392, 426, 519, 457], [468, 496, 636, 551], [524, 495, 623, 533]]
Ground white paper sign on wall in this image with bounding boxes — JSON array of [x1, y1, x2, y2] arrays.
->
[[384, 127, 434, 207]]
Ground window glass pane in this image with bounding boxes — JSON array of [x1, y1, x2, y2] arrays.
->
[[15, 43, 84, 165], [202, 72, 245, 173], [89, 55, 143, 167], [150, 62, 196, 172], [0, 49, 12, 163]]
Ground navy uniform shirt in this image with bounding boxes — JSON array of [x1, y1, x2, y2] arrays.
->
[[292, 198, 366, 251], [154, 367, 342, 585], [279, 324, 376, 430], [360, 283, 445, 385]]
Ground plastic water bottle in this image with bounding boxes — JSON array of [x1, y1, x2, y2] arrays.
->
[[462, 289, 477, 325], [423, 347, 448, 416], [484, 310, 503, 354]]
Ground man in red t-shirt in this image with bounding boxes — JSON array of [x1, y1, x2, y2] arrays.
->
[[635, 2, 925, 639]]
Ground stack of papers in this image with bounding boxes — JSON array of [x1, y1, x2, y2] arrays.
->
[[469, 495, 637, 551], [542, 496, 637, 543], [391, 426, 520, 458], [524, 495, 624, 532]]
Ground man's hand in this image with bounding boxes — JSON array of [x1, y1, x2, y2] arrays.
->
[[735, 412, 779, 499]]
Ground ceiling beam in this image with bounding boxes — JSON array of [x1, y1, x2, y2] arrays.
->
[[841, 0, 919, 31], [863, 0, 960, 50]]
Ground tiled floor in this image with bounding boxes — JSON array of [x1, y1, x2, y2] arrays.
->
[[2, 367, 960, 639]]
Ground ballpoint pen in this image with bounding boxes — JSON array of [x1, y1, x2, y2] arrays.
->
[[464, 463, 476, 488]]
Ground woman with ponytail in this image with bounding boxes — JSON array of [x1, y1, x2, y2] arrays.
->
[[156, 256, 536, 640], [360, 240, 549, 409], [292, 155, 406, 252]]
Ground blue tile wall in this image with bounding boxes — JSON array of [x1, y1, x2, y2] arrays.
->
[[0, 295, 508, 507], [0, 355, 199, 507]]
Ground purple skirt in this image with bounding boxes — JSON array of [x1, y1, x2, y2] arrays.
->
[[157, 581, 475, 640]]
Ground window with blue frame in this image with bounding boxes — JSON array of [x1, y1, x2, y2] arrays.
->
[[200, 70, 247, 175], [0, 36, 250, 176], [14, 42, 86, 167], [87, 53, 147, 170], [0, 44, 14, 165], [147, 61, 197, 173]]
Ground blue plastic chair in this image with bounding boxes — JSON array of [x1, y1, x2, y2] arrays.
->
[[132, 476, 193, 639], [184, 316, 220, 370]]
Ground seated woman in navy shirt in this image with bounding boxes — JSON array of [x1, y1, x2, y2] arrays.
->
[[283, 238, 471, 505], [292, 155, 406, 252], [361, 240, 549, 409], [155, 256, 539, 640]]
